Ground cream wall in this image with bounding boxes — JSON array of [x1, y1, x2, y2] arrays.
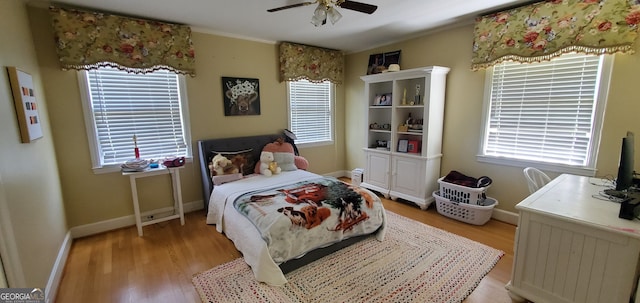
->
[[27, 7, 346, 228], [0, 0, 67, 288], [345, 24, 640, 213]]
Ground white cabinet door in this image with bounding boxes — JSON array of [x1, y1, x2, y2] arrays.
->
[[363, 151, 390, 192], [390, 155, 425, 201]]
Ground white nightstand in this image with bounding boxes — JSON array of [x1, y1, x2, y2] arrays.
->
[[123, 166, 185, 236]]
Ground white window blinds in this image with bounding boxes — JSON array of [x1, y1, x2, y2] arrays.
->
[[84, 68, 189, 166], [483, 53, 604, 167], [288, 80, 333, 144]]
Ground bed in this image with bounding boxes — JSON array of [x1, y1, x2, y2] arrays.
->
[[197, 134, 386, 286]]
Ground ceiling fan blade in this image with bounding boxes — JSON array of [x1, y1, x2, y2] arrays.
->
[[267, 2, 316, 12], [338, 1, 378, 14]]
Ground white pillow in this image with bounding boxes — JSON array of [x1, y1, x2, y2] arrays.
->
[[273, 152, 297, 171]]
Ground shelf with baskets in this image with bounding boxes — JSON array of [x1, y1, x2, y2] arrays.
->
[[360, 66, 449, 209]]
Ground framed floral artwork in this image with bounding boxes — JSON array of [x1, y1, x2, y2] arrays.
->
[[7, 67, 43, 143], [221, 77, 260, 116]]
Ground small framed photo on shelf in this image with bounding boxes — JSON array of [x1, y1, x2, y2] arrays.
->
[[374, 93, 392, 106], [373, 95, 381, 106], [407, 140, 420, 153], [398, 139, 408, 153]]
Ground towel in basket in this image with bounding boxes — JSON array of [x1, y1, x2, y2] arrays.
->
[[442, 170, 492, 188]]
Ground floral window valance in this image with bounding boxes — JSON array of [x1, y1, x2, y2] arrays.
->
[[279, 42, 344, 84], [471, 0, 640, 70], [49, 6, 196, 76]]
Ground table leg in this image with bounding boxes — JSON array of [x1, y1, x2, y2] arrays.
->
[[170, 169, 185, 225], [129, 176, 143, 236]]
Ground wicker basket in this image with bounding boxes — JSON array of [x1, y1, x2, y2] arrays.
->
[[437, 177, 489, 205], [432, 191, 497, 225]]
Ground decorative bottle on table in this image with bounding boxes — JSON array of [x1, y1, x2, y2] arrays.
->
[[133, 134, 140, 159]]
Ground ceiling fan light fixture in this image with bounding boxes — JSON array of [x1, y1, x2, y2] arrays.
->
[[310, 16, 323, 27], [327, 6, 342, 24], [311, 4, 328, 27], [267, 0, 378, 27], [314, 4, 327, 19], [311, 17, 323, 27], [268, 0, 378, 26]]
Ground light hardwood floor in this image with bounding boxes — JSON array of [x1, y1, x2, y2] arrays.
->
[[55, 189, 517, 303]]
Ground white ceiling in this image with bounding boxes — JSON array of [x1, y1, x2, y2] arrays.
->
[[45, 0, 525, 53]]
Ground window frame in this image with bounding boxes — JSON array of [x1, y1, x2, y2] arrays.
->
[[477, 53, 614, 176], [77, 69, 192, 174], [286, 79, 335, 147]]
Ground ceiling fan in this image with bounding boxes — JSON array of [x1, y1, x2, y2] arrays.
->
[[267, 0, 378, 27]]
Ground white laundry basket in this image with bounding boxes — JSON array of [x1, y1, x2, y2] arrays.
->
[[432, 191, 497, 225], [437, 177, 489, 205]]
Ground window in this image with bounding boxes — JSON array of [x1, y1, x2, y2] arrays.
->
[[478, 53, 613, 175], [287, 79, 334, 145], [79, 67, 191, 173]]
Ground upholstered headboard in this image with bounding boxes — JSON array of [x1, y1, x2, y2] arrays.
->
[[197, 133, 283, 212]]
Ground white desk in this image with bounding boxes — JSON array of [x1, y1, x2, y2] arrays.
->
[[507, 174, 640, 303], [123, 166, 185, 236]]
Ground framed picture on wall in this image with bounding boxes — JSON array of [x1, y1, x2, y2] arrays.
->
[[221, 77, 260, 116], [366, 50, 401, 74], [7, 67, 43, 143]]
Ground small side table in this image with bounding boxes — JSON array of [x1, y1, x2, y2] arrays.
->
[[123, 166, 185, 236]]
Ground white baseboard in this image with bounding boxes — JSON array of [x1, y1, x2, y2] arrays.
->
[[45, 231, 72, 303], [491, 208, 519, 225], [324, 170, 349, 178], [69, 200, 204, 239]]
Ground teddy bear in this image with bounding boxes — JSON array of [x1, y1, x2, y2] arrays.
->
[[259, 151, 281, 176], [210, 154, 236, 176], [228, 154, 247, 175]]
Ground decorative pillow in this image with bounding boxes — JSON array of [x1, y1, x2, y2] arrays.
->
[[294, 155, 309, 170], [273, 152, 297, 171], [254, 139, 309, 173], [210, 149, 254, 176]]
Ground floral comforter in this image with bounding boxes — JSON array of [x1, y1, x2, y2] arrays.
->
[[233, 176, 385, 263]]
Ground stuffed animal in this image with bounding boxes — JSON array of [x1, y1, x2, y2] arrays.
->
[[228, 154, 247, 174], [254, 138, 309, 173], [259, 151, 281, 176], [210, 154, 235, 176], [269, 161, 280, 174]]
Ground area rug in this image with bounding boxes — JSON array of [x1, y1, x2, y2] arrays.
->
[[192, 211, 504, 303]]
